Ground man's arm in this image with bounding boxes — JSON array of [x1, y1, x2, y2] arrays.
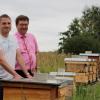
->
[[16, 49, 32, 78], [31, 51, 40, 74], [0, 49, 21, 79]]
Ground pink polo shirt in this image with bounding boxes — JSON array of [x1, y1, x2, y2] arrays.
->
[[14, 32, 38, 70]]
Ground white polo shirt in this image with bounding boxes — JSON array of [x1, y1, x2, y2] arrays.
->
[[0, 34, 18, 79]]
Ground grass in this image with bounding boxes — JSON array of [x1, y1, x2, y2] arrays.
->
[[73, 83, 100, 100], [38, 52, 100, 100], [38, 51, 67, 73]]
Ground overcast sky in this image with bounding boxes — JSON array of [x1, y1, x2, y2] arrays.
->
[[0, 0, 99, 51]]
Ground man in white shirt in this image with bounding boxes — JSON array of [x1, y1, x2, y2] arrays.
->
[[0, 14, 32, 79]]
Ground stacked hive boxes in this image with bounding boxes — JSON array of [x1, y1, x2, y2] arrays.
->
[[64, 57, 97, 84], [80, 53, 100, 79], [49, 72, 76, 99]]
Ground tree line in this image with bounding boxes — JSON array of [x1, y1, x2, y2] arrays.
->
[[58, 6, 100, 54]]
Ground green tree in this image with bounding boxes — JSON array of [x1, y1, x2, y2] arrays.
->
[[80, 6, 100, 38], [59, 6, 100, 54], [63, 35, 100, 54]]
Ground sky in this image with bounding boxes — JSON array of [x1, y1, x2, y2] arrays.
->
[[0, 0, 99, 51]]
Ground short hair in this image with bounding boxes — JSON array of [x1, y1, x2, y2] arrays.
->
[[0, 14, 11, 21], [15, 15, 29, 25]]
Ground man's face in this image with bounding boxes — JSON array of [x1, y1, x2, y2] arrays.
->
[[0, 17, 11, 37], [16, 20, 29, 35]]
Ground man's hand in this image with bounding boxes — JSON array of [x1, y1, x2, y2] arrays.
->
[[26, 73, 33, 78], [13, 73, 22, 79]]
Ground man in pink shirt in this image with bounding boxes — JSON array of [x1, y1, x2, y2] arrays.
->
[[14, 15, 39, 77]]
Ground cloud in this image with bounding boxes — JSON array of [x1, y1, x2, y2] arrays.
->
[[0, 0, 99, 51]]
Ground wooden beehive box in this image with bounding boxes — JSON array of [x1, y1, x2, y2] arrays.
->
[[65, 62, 89, 73], [58, 86, 67, 100], [49, 72, 76, 83], [64, 58, 94, 73], [49, 72, 75, 99], [92, 73, 97, 82], [75, 73, 90, 83], [80, 53, 100, 78], [64, 57, 97, 83]]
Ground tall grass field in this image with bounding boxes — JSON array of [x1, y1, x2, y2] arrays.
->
[[38, 52, 67, 73], [38, 52, 100, 100]]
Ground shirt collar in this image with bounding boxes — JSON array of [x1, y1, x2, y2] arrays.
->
[[0, 33, 10, 41], [15, 32, 27, 38]]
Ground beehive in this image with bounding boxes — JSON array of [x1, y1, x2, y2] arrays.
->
[[64, 57, 97, 84], [80, 53, 100, 79]]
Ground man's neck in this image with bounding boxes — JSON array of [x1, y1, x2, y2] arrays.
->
[[19, 32, 26, 36], [1, 33, 9, 38]]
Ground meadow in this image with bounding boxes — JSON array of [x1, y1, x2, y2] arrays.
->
[[37, 52, 67, 73], [38, 52, 100, 100]]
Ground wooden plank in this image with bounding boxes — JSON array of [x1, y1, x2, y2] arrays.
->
[[92, 74, 97, 82], [92, 65, 97, 74], [58, 87, 67, 100], [4, 87, 52, 100], [75, 73, 89, 83], [3, 86, 69, 100], [65, 64, 89, 73], [65, 61, 93, 65]]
